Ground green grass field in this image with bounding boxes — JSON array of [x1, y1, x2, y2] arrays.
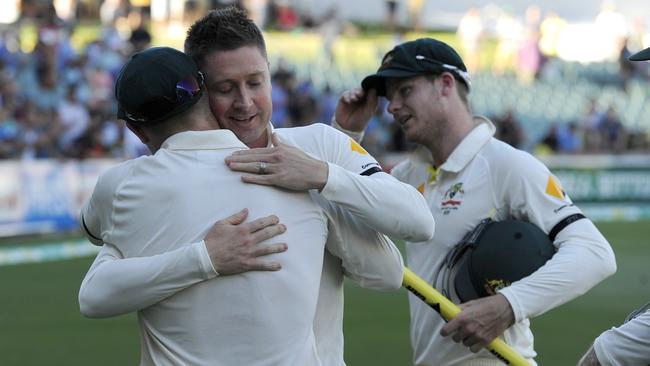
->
[[1, 221, 648, 365]]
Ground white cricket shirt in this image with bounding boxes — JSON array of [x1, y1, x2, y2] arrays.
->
[[391, 117, 616, 366], [82, 130, 329, 366], [594, 309, 650, 366], [81, 123, 432, 365]]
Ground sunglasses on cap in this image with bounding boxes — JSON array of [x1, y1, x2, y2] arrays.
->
[[123, 71, 205, 123], [414, 55, 472, 88]]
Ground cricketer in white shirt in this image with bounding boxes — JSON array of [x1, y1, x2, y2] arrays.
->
[[593, 308, 650, 366], [339, 116, 616, 366], [396, 117, 615, 366], [80, 123, 435, 365]]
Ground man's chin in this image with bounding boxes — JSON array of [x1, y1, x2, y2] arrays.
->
[[236, 127, 268, 147]]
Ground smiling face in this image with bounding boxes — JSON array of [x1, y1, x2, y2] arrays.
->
[[201, 46, 272, 148], [385, 75, 446, 147]]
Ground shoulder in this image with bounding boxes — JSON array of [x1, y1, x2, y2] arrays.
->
[[275, 124, 344, 146], [276, 124, 373, 166], [390, 159, 412, 178], [480, 138, 550, 180], [94, 158, 141, 193]]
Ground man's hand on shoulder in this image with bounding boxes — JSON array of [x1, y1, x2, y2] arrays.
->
[[334, 87, 377, 133], [204, 208, 288, 275], [440, 293, 516, 353], [225, 133, 329, 191]]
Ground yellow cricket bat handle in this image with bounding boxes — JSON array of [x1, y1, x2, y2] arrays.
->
[[402, 267, 531, 366]]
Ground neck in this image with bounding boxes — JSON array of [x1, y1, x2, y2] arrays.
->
[[246, 126, 270, 148], [424, 112, 474, 167]]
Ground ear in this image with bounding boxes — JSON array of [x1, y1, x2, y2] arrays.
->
[[439, 72, 456, 97], [126, 122, 150, 144]]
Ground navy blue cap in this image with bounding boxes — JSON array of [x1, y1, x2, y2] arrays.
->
[[361, 38, 471, 96], [115, 47, 203, 125], [629, 46, 650, 61]]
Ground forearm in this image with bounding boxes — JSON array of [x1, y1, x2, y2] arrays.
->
[[320, 163, 434, 241], [320, 197, 404, 291], [499, 220, 616, 322], [79, 242, 216, 318], [341, 233, 404, 291]]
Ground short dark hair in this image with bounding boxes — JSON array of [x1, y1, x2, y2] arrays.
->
[[184, 7, 267, 67], [425, 73, 470, 109]]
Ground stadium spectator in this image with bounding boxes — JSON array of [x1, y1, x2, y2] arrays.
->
[[598, 105, 627, 153], [492, 9, 522, 75], [334, 37, 616, 366], [57, 83, 89, 154], [539, 11, 567, 61], [581, 98, 606, 152], [318, 6, 342, 68], [385, 0, 398, 33], [456, 8, 484, 72], [493, 109, 524, 148], [406, 0, 425, 32], [536, 124, 559, 155], [594, 0, 628, 61], [556, 122, 583, 153], [516, 5, 543, 84]]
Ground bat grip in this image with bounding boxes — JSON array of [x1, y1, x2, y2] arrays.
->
[[402, 267, 531, 366]]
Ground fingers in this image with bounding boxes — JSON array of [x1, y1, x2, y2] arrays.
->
[[228, 147, 275, 158], [440, 318, 459, 337], [222, 208, 249, 225], [246, 215, 280, 232], [340, 87, 367, 104], [245, 259, 283, 271], [251, 221, 286, 242], [226, 152, 273, 165], [252, 242, 288, 257], [228, 161, 273, 175], [240, 174, 275, 185]]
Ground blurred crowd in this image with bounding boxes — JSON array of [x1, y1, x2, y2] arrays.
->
[[0, 1, 649, 162], [453, 2, 650, 155], [0, 1, 154, 160]]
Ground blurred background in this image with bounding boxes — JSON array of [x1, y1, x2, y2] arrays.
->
[[0, 0, 649, 365]]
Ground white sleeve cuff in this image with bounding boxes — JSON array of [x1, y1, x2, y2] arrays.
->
[[332, 117, 365, 143], [319, 162, 341, 199], [498, 287, 525, 323], [196, 240, 219, 279]]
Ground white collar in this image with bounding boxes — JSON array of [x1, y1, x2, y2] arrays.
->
[[161, 130, 247, 150], [409, 115, 495, 173]]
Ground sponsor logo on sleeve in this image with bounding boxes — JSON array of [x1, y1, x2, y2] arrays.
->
[[545, 175, 567, 201], [350, 139, 368, 155]]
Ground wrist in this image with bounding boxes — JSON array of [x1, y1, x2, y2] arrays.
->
[[315, 161, 329, 192], [332, 117, 366, 141]]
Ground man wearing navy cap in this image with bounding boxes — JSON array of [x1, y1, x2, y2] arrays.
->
[[335, 38, 617, 365], [80, 8, 439, 366], [79, 46, 416, 365], [577, 46, 650, 366]]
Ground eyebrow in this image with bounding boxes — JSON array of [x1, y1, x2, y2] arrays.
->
[[211, 71, 266, 84]]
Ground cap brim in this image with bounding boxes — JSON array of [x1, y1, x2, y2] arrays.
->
[[629, 47, 650, 61], [361, 69, 423, 96], [453, 254, 481, 303]]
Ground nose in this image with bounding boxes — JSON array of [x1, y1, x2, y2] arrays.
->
[[387, 97, 401, 115], [234, 87, 253, 109]]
